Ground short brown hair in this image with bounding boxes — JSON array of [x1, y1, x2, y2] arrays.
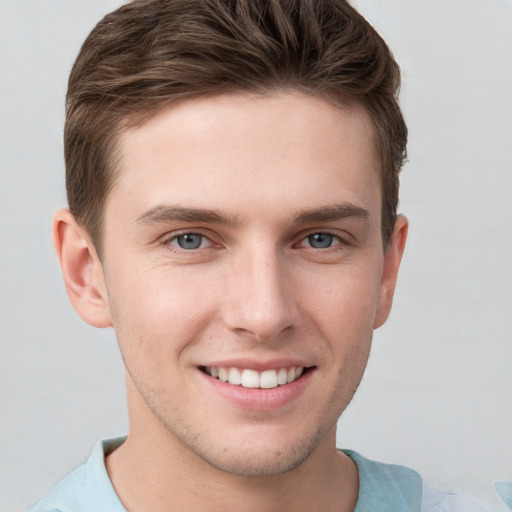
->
[[65, 0, 407, 253]]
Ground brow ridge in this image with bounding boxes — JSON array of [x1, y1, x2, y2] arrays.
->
[[135, 202, 369, 227], [293, 203, 369, 224], [136, 205, 239, 226]]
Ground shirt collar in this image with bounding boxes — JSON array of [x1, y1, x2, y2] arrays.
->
[[343, 449, 423, 512]]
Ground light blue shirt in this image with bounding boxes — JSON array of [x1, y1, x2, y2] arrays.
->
[[27, 437, 496, 512]]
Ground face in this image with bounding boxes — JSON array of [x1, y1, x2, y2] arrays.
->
[[97, 92, 403, 476]]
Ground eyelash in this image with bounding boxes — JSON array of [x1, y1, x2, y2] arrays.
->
[[162, 230, 347, 253], [296, 232, 344, 250], [165, 232, 215, 252]]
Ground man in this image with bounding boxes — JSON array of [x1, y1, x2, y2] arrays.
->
[[28, 1, 482, 511]]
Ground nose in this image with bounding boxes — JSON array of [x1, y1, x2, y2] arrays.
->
[[221, 246, 296, 342]]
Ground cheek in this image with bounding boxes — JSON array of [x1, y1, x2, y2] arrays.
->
[[302, 262, 383, 336], [105, 262, 218, 359]]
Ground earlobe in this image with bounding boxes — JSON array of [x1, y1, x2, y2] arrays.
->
[[53, 209, 112, 328], [374, 215, 408, 329]]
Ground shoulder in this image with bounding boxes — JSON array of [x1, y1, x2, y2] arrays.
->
[[343, 450, 497, 512], [27, 461, 89, 512], [27, 437, 127, 512], [422, 484, 512, 512], [422, 485, 489, 512]]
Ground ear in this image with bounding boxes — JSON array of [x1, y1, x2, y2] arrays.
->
[[374, 215, 408, 329], [53, 209, 113, 328]]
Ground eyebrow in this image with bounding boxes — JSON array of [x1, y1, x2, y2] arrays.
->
[[293, 203, 369, 224], [135, 202, 369, 228], [135, 205, 239, 227]]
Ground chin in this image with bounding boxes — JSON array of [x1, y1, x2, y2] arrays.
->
[[171, 422, 331, 477], [196, 442, 316, 477]]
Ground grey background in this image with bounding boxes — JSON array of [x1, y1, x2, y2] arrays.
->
[[1, 1, 511, 510]]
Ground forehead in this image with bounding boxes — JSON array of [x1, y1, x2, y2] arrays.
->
[[107, 92, 380, 226]]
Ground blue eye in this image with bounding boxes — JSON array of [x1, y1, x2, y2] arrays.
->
[[307, 233, 336, 248], [172, 233, 205, 250]]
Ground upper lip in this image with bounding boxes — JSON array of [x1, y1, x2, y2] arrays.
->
[[199, 358, 314, 371]]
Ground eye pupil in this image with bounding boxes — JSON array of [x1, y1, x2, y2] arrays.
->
[[177, 233, 203, 249], [308, 233, 333, 248]]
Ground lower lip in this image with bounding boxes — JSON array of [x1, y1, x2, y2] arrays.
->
[[198, 369, 313, 411]]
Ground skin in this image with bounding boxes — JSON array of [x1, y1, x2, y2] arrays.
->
[[54, 92, 408, 511]]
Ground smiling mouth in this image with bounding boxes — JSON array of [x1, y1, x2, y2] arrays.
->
[[201, 366, 310, 389]]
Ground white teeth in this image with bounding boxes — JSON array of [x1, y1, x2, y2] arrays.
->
[[241, 369, 260, 388], [228, 367, 242, 385], [218, 367, 228, 382], [206, 366, 305, 388], [260, 369, 278, 389], [277, 368, 288, 385]]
